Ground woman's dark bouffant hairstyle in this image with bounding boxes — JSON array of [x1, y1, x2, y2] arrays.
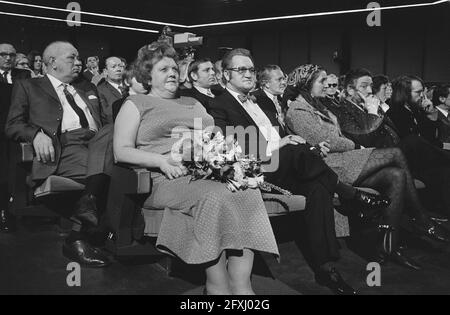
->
[[134, 42, 179, 90]]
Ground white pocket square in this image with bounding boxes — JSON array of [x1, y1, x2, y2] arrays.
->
[[88, 95, 98, 100]]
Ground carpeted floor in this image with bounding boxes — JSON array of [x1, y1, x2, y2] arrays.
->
[[1, 217, 450, 295]]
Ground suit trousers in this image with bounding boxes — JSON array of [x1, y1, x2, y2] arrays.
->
[[264, 144, 340, 268], [0, 133, 8, 210], [55, 125, 113, 182]]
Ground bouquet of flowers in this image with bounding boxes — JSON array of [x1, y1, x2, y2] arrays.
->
[[171, 131, 292, 195]]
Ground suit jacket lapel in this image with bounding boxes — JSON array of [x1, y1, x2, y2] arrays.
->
[[223, 90, 257, 127], [107, 82, 122, 99], [76, 88, 101, 127], [36, 76, 61, 104]]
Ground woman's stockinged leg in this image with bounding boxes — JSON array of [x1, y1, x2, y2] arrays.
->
[[358, 167, 407, 252], [227, 249, 255, 295], [205, 251, 231, 295], [356, 148, 429, 222]]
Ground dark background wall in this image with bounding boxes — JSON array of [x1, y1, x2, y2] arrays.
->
[[0, 0, 448, 82]]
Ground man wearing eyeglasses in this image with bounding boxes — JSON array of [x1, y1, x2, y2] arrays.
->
[[322, 74, 341, 108], [0, 43, 31, 232], [208, 48, 362, 295]]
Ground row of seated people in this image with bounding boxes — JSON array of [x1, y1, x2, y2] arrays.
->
[[1, 40, 450, 295]]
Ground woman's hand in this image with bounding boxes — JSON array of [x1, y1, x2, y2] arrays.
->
[[159, 156, 187, 180], [317, 141, 331, 157]]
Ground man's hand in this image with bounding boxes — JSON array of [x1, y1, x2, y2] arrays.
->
[[278, 135, 306, 150], [364, 95, 381, 115], [32, 131, 55, 163]]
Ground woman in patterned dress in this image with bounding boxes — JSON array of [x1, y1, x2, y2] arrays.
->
[[113, 42, 279, 295]]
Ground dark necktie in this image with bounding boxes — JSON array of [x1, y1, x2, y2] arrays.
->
[[62, 85, 89, 129], [1, 71, 8, 84], [118, 85, 128, 96], [238, 94, 257, 104]]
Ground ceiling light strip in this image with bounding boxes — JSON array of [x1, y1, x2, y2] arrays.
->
[[0, 0, 446, 29], [0, 11, 159, 33], [0, 0, 186, 28], [188, 0, 448, 28]]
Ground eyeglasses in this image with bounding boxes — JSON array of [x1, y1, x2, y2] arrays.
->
[[17, 62, 29, 66], [0, 52, 16, 59], [227, 67, 256, 75], [327, 83, 338, 88]]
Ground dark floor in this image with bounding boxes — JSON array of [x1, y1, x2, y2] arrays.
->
[[1, 217, 450, 295]]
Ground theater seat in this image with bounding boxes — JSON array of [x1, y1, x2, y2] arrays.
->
[[34, 176, 85, 198]]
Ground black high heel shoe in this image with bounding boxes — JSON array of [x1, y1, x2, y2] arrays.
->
[[376, 225, 422, 271], [315, 268, 357, 295], [354, 190, 390, 209]]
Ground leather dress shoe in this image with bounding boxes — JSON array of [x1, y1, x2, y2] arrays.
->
[[315, 268, 357, 295], [62, 240, 111, 268], [354, 190, 390, 209], [70, 194, 99, 227], [0, 209, 13, 233], [411, 219, 450, 243], [430, 214, 449, 224], [390, 250, 422, 271]]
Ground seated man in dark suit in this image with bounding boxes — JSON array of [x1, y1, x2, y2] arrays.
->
[[433, 84, 450, 143], [82, 55, 99, 82], [5, 41, 113, 267], [97, 56, 126, 124], [207, 48, 390, 295], [252, 65, 287, 127], [180, 58, 220, 111], [0, 43, 32, 232]]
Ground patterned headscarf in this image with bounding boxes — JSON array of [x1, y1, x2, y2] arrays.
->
[[287, 64, 321, 90]]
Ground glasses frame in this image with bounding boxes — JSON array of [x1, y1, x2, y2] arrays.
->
[[226, 67, 256, 75]]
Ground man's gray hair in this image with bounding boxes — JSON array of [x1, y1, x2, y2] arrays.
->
[[42, 41, 74, 66]]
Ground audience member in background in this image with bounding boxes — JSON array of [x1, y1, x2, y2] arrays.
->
[[208, 48, 395, 295], [326, 68, 400, 149], [433, 84, 450, 143], [252, 65, 287, 127], [97, 56, 126, 124], [372, 75, 390, 113], [321, 74, 341, 108], [212, 59, 226, 93], [14, 53, 31, 71], [329, 69, 450, 226], [180, 58, 218, 111], [385, 82, 393, 102], [6, 41, 113, 266], [388, 76, 440, 147], [27, 50, 44, 78], [0, 43, 31, 232], [83, 56, 100, 82], [284, 64, 438, 269], [112, 64, 149, 121], [114, 42, 279, 295]]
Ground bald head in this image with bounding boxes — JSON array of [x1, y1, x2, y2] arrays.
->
[[43, 41, 80, 83], [0, 43, 16, 71]]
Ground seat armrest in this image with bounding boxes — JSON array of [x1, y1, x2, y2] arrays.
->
[[443, 143, 450, 151], [112, 163, 151, 194], [10, 142, 34, 163]]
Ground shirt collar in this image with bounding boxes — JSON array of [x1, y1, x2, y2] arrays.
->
[[194, 85, 212, 96], [263, 89, 277, 102], [227, 87, 248, 105], [46, 74, 66, 90], [107, 80, 121, 90], [437, 105, 449, 118]]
